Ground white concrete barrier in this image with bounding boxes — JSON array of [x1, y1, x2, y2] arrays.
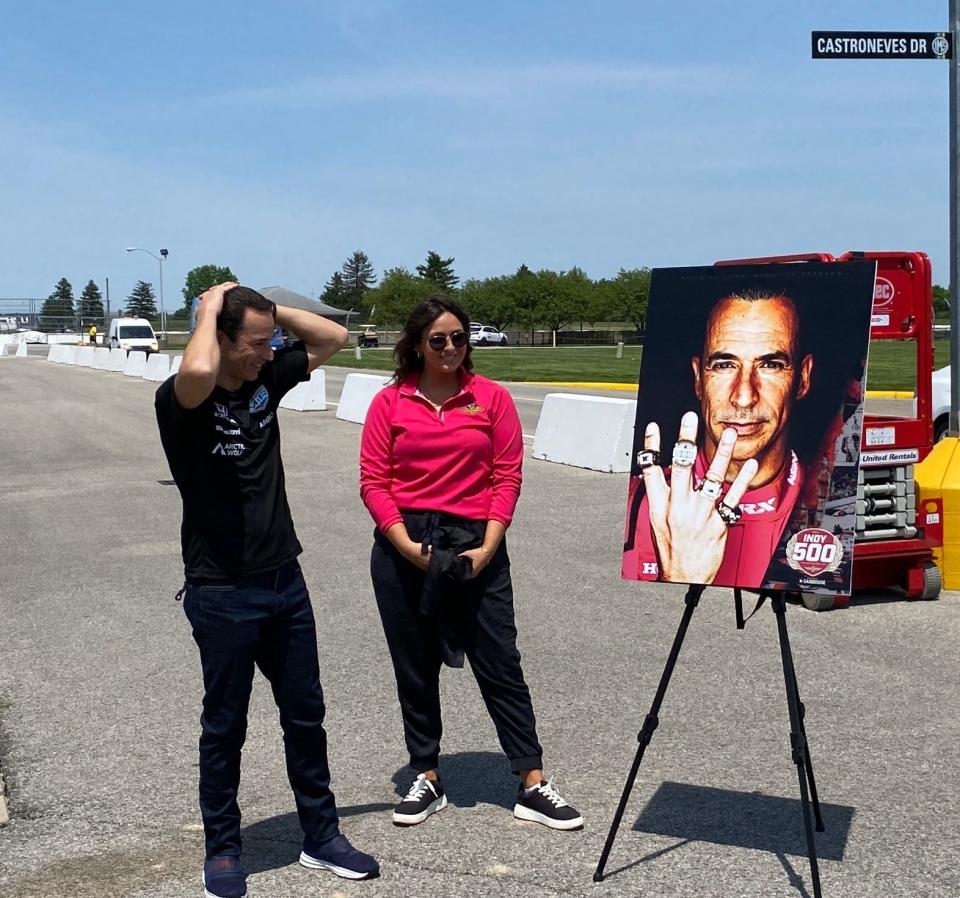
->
[[75, 346, 96, 367], [142, 353, 171, 382], [105, 348, 128, 372], [532, 393, 637, 473], [15, 340, 27, 358], [92, 347, 111, 370], [46, 334, 81, 344], [280, 369, 327, 411], [335, 373, 392, 424], [169, 355, 182, 376], [47, 344, 64, 362], [61, 346, 79, 365], [123, 351, 148, 377]]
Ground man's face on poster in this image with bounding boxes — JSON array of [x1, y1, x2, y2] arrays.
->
[[691, 295, 813, 481]]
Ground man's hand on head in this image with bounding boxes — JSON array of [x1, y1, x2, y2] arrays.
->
[[197, 282, 237, 322]]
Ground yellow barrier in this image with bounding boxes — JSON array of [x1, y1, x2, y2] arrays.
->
[[915, 436, 960, 589]]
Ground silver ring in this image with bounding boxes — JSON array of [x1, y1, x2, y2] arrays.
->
[[637, 449, 660, 471], [715, 501, 742, 526], [671, 439, 697, 468], [698, 478, 723, 501]]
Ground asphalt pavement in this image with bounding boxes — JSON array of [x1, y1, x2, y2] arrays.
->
[[0, 355, 957, 898]]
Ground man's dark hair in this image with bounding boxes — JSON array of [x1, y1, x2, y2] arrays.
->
[[392, 293, 473, 383], [217, 286, 277, 342]]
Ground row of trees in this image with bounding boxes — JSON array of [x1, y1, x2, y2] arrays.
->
[[38, 278, 159, 329], [312, 250, 651, 331], [362, 263, 652, 332]]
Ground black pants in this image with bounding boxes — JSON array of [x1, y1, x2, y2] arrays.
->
[[183, 561, 340, 858], [370, 516, 543, 774]]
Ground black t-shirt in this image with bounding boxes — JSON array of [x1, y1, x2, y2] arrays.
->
[[155, 343, 310, 580]]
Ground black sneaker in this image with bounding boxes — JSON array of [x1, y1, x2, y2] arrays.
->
[[300, 833, 380, 880], [202, 855, 247, 898], [393, 773, 448, 826], [513, 778, 584, 830]]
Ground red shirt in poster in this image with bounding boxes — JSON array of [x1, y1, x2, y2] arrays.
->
[[622, 448, 804, 588]]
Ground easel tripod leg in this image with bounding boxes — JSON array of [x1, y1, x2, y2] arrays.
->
[[771, 593, 824, 898], [593, 585, 704, 883]]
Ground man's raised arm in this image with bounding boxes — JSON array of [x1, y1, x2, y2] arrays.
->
[[275, 306, 348, 372], [174, 282, 235, 409]]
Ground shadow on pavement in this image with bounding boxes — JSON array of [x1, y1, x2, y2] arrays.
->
[[240, 802, 393, 874], [391, 750, 515, 809], [631, 781, 855, 861]]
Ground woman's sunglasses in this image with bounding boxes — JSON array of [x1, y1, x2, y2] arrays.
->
[[427, 331, 469, 351]]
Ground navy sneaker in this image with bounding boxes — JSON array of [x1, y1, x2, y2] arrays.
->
[[393, 773, 448, 825], [513, 778, 584, 831], [300, 833, 380, 880], [202, 855, 247, 898]]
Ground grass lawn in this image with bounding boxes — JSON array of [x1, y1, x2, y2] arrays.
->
[[325, 340, 952, 391]]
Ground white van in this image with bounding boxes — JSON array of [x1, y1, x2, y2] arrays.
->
[[109, 317, 159, 354]]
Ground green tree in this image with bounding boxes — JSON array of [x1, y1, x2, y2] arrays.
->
[[79, 280, 105, 320], [933, 284, 950, 317], [39, 278, 75, 332], [532, 268, 590, 333], [181, 264, 238, 313], [460, 276, 516, 333], [341, 250, 377, 304], [127, 280, 158, 318], [607, 267, 651, 331], [365, 268, 434, 325], [416, 250, 459, 291], [321, 271, 347, 306]]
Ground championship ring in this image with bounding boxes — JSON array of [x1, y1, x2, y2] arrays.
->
[[671, 439, 697, 468], [715, 500, 742, 526], [637, 449, 660, 470], [698, 477, 723, 501]]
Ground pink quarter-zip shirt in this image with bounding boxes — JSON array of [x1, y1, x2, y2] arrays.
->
[[359, 371, 524, 533]]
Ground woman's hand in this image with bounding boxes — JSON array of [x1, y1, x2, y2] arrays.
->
[[401, 539, 431, 571], [459, 546, 491, 578]]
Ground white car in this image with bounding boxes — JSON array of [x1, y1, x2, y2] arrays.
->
[[469, 324, 508, 346], [932, 365, 950, 441]]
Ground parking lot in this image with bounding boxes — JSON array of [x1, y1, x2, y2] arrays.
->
[[0, 355, 958, 898]]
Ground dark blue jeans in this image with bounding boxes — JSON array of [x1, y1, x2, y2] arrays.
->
[[183, 561, 340, 858]]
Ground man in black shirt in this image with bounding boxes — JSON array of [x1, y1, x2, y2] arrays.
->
[[156, 283, 379, 898]]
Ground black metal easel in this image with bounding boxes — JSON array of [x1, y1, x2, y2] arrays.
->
[[593, 585, 826, 897]]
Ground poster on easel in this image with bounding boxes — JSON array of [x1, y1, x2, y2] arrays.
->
[[622, 262, 876, 595]]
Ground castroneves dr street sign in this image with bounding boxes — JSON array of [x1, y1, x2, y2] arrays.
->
[[812, 31, 952, 59]]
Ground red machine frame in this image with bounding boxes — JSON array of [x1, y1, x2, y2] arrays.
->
[[715, 251, 943, 608]]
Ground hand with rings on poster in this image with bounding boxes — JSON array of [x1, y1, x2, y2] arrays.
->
[[638, 410, 759, 584]]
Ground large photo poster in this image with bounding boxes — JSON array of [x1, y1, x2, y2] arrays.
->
[[622, 262, 876, 595]]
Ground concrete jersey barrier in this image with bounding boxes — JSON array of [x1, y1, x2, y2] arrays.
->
[[92, 347, 111, 370], [60, 346, 79, 365], [75, 346, 96, 367], [335, 373, 392, 424], [169, 355, 182, 376], [280, 369, 327, 411], [142, 353, 171, 382], [15, 340, 27, 358], [123, 351, 148, 377], [105, 348, 128, 372], [532, 392, 637, 473]]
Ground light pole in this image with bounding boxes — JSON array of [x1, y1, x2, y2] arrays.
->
[[126, 246, 168, 339]]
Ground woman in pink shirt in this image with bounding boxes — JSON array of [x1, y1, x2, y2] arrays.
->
[[360, 295, 582, 832]]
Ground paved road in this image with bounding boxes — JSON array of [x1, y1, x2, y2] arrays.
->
[[1, 356, 957, 898]]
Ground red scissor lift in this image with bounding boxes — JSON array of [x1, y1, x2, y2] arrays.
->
[[716, 251, 943, 610]]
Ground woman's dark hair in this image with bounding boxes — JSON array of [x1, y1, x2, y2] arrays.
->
[[217, 286, 277, 342], [392, 293, 473, 382]]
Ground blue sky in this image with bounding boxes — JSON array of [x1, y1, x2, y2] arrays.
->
[[0, 1, 954, 309]]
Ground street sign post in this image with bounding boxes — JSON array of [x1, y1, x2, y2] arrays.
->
[[813, 11, 959, 437]]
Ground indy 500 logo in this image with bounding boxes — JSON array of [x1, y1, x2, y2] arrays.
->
[[785, 528, 844, 577]]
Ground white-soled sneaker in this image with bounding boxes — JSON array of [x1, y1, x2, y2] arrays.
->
[[513, 778, 584, 830], [393, 773, 448, 826]]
